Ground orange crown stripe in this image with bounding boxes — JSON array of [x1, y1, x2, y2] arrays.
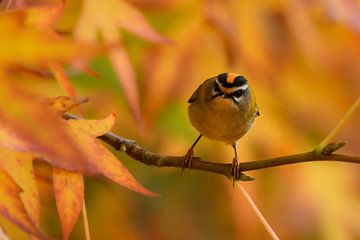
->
[[226, 73, 239, 84]]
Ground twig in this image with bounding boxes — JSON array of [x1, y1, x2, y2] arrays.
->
[[63, 113, 360, 180]]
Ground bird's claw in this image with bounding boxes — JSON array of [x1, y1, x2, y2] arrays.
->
[[181, 148, 194, 173], [229, 158, 241, 186]]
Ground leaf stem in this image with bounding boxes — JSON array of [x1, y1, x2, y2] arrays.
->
[[82, 201, 91, 240], [236, 183, 280, 240]]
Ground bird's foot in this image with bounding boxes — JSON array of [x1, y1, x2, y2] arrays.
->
[[229, 157, 241, 186], [181, 148, 194, 173], [228, 158, 255, 186]]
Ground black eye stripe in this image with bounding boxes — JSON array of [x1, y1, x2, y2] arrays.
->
[[212, 82, 221, 98], [214, 82, 221, 92], [231, 90, 243, 98]]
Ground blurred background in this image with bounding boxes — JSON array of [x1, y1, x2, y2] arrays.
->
[[1, 0, 360, 239]]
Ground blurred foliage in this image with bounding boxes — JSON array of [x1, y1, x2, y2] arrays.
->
[[0, 0, 360, 239]]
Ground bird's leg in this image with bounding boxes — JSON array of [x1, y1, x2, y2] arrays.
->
[[229, 143, 241, 186], [182, 134, 202, 173]]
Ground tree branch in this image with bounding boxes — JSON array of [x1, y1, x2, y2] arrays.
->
[[64, 113, 360, 180]]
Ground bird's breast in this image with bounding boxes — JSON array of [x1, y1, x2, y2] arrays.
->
[[188, 97, 253, 144]]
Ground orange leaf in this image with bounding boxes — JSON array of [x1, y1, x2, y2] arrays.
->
[[0, 148, 40, 229], [0, 169, 43, 238], [114, 0, 173, 44], [67, 113, 157, 196], [75, 0, 172, 44], [0, 78, 89, 173], [74, 0, 172, 126], [108, 45, 143, 128], [53, 169, 84, 240]]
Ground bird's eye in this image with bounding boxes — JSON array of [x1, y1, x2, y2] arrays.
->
[[232, 90, 243, 98]]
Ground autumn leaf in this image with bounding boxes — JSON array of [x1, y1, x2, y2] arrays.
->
[[53, 168, 84, 240], [0, 13, 95, 68], [67, 113, 157, 196], [74, 0, 172, 126], [74, 0, 172, 44], [24, 3, 87, 103], [107, 45, 143, 127], [0, 169, 43, 238], [0, 78, 90, 173]]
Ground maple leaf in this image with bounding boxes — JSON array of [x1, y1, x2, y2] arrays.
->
[[75, 0, 173, 126], [45, 97, 155, 239], [0, 13, 95, 68], [0, 78, 90, 173], [66, 113, 157, 196]]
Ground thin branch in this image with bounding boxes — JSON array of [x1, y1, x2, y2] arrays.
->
[[64, 113, 360, 180]]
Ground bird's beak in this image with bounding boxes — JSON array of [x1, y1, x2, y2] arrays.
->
[[221, 93, 231, 98]]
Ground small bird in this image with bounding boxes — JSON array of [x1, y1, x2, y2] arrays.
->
[[182, 72, 259, 181]]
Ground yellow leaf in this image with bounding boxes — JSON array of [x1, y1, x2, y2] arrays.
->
[[0, 148, 39, 230], [53, 169, 84, 240], [0, 169, 43, 238]]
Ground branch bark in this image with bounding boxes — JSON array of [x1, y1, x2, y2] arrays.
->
[[64, 113, 360, 180]]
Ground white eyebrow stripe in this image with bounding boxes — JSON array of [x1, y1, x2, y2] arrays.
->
[[234, 84, 248, 91]]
